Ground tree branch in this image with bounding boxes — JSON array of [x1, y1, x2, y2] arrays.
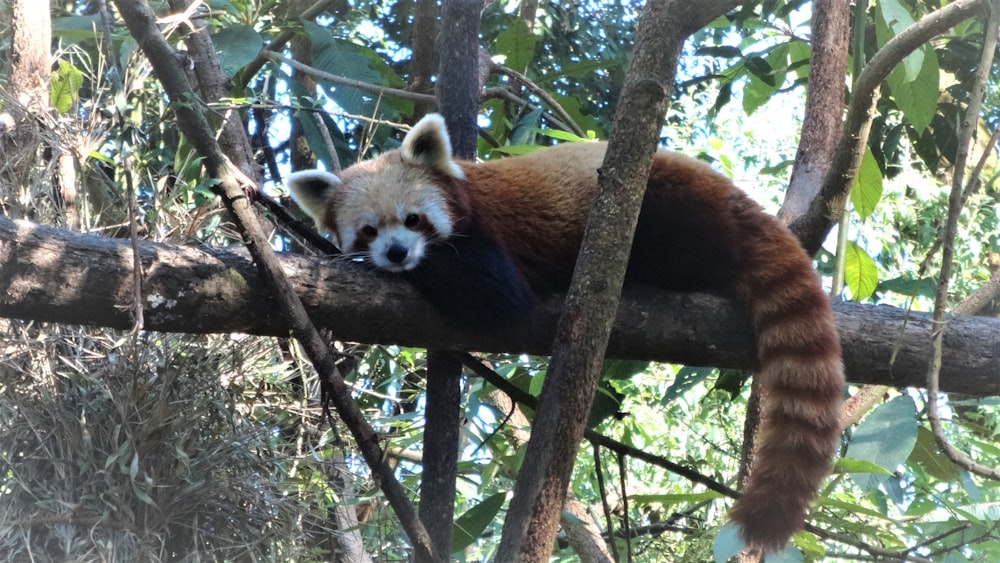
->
[[263, 52, 439, 105], [777, 0, 850, 226], [417, 2, 486, 560], [790, 0, 988, 254], [111, 0, 434, 557], [0, 215, 997, 396], [926, 0, 1000, 481]]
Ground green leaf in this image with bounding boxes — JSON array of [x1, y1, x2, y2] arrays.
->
[[843, 241, 878, 300], [744, 56, 775, 87], [535, 58, 617, 84], [587, 382, 624, 428], [886, 45, 939, 135], [51, 15, 106, 42], [493, 18, 536, 73], [451, 492, 506, 553], [834, 457, 893, 475], [764, 42, 790, 87], [211, 24, 263, 78], [816, 496, 893, 520], [742, 51, 782, 116], [550, 93, 604, 139], [877, 276, 937, 299], [851, 148, 884, 218], [696, 45, 743, 58], [509, 108, 541, 146], [874, 0, 938, 134], [713, 368, 749, 400], [909, 426, 961, 481], [601, 359, 649, 381], [132, 482, 155, 506], [663, 366, 715, 404], [791, 529, 825, 560], [528, 369, 546, 398], [490, 144, 545, 156], [787, 40, 811, 80], [305, 23, 408, 117], [877, 0, 920, 81], [845, 395, 918, 493], [742, 72, 775, 116], [536, 129, 593, 143], [50, 60, 84, 114]]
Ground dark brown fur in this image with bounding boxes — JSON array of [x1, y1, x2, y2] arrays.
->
[[286, 115, 845, 551]]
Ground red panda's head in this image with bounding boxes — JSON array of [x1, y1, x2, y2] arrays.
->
[[286, 114, 466, 272]]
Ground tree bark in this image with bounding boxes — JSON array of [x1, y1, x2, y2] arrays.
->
[[789, 0, 987, 254], [0, 215, 997, 397], [111, 0, 433, 557], [491, 2, 757, 560], [166, 0, 258, 181], [4, 0, 56, 221], [407, 0, 438, 118], [777, 0, 850, 227], [416, 3, 485, 561], [9, 0, 51, 112]]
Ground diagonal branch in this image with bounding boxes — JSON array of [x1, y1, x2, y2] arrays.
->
[[263, 52, 438, 105], [926, 0, 1000, 482], [110, 0, 435, 557]]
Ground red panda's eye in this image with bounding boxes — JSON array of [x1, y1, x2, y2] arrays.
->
[[404, 214, 421, 228], [361, 225, 378, 238]]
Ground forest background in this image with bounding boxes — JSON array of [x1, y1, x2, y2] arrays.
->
[[0, 0, 999, 561]]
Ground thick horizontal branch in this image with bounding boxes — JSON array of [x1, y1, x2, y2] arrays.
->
[[1, 216, 997, 396]]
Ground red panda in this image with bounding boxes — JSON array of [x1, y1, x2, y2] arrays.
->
[[285, 113, 844, 553]]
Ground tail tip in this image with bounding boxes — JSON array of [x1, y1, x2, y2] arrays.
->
[[730, 500, 806, 553]]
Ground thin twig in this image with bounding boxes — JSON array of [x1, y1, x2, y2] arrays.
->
[[125, 161, 143, 332], [925, 0, 1000, 482], [492, 63, 587, 137], [453, 352, 739, 499], [236, 0, 339, 88], [312, 111, 342, 172], [480, 86, 577, 134], [591, 442, 620, 563], [263, 52, 438, 105], [111, 0, 435, 557], [616, 450, 633, 563], [803, 524, 933, 563]]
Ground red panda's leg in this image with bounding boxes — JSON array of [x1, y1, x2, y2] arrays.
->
[[405, 221, 534, 326]]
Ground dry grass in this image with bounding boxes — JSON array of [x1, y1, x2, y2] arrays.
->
[[0, 324, 334, 562]]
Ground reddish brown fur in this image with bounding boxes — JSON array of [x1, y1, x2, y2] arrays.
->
[[289, 122, 844, 551], [455, 145, 844, 551]]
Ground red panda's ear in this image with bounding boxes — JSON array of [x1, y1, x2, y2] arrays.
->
[[401, 114, 466, 179], [285, 170, 342, 233]]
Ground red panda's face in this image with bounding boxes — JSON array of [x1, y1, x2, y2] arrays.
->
[[286, 113, 466, 272], [335, 156, 456, 272]]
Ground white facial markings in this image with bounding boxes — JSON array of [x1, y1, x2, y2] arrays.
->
[[333, 153, 458, 272], [369, 223, 427, 272], [420, 193, 454, 239]]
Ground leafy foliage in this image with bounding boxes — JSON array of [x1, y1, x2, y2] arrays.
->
[[1, 0, 999, 561]]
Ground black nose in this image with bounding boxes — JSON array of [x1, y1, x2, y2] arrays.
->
[[386, 243, 408, 264]]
